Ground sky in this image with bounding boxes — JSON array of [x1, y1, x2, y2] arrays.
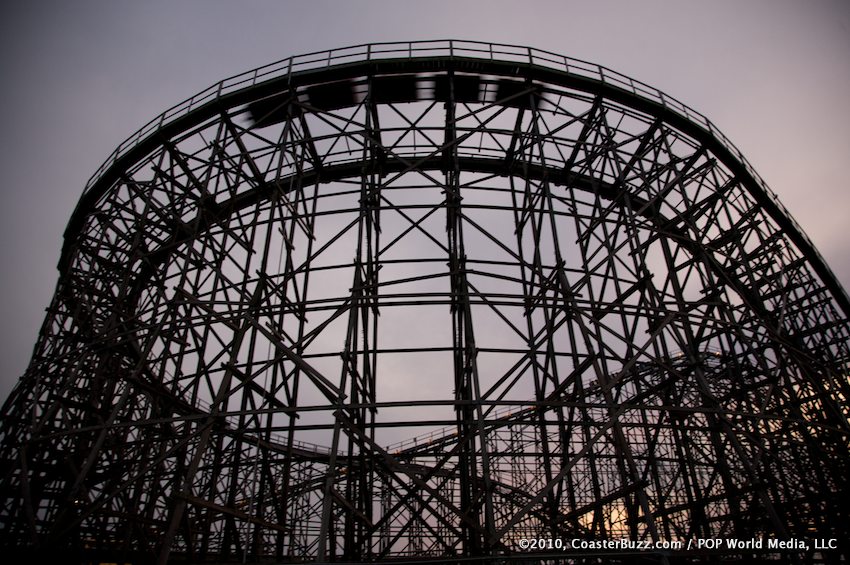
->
[[1, 0, 849, 403]]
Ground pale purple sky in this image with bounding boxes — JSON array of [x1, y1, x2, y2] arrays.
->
[[1, 0, 849, 402]]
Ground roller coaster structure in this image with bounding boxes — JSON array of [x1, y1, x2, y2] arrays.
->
[[1, 41, 849, 564]]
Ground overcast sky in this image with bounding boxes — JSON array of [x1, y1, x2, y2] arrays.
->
[[1, 0, 848, 402]]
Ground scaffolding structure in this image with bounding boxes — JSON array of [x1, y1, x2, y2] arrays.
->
[[1, 41, 849, 564]]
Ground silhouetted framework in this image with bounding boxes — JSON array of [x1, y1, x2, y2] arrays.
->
[[1, 41, 849, 564]]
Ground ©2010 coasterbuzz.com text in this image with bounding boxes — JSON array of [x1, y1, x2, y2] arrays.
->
[[516, 537, 839, 552]]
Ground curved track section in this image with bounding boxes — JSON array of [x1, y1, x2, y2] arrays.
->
[[2, 41, 849, 564]]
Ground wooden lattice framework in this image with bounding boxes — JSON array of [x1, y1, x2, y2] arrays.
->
[[1, 41, 849, 564]]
